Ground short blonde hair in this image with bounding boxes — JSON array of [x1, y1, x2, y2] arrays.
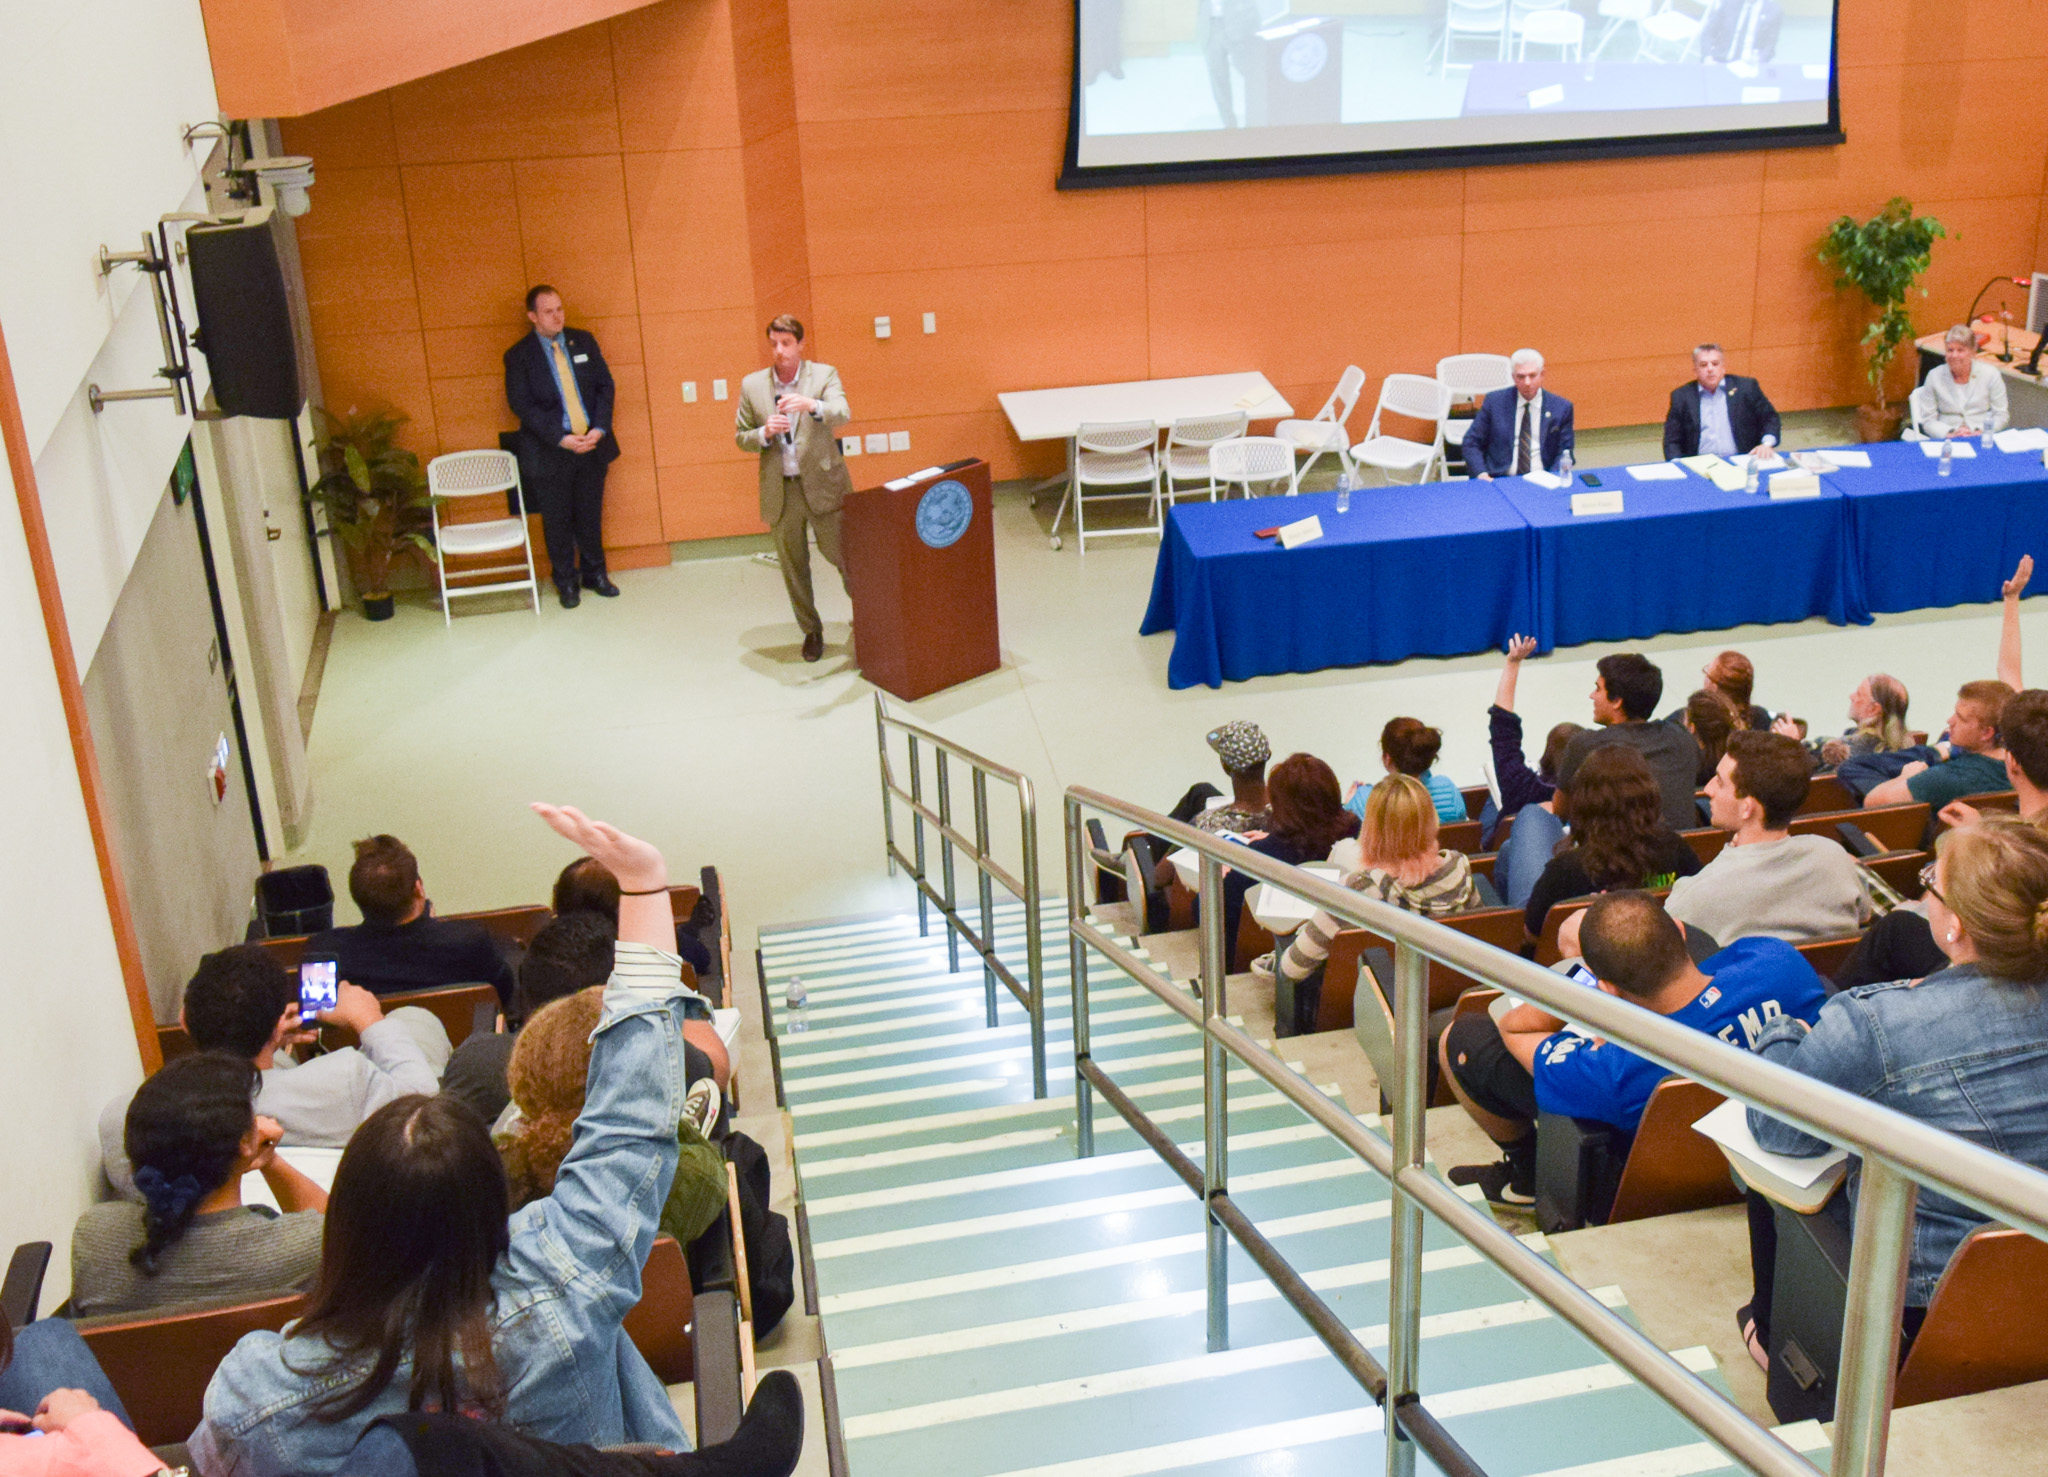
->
[[1360, 773, 1436, 871], [1937, 817, 2048, 983]]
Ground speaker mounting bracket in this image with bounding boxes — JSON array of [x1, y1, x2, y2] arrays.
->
[[90, 229, 192, 417]]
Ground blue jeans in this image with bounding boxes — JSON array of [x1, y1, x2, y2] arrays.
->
[[0, 1320, 132, 1428], [1497, 804, 1565, 909]]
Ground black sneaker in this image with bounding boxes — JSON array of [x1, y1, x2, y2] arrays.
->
[[1447, 1158, 1535, 1208]]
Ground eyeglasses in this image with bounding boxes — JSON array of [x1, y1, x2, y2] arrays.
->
[[1919, 861, 1947, 907]]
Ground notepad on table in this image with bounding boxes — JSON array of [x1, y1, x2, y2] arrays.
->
[[1692, 1097, 1847, 1214], [1707, 464, 1748, 492], [1234, 390, 1266, 409], [1992, 427, 2048, 453], [1675, 454, 1727, 474], [1920, 438, 1976, 458], [1626, 462, 1686, 481], [1522, 469, 1566, 489], [1814, 448, 1871, 469]]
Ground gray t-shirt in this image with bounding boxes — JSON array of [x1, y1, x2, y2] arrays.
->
[[1558, 720, 1704, 833], [69, 1201, 322, 1320], [1666, 833, 1871, 946]]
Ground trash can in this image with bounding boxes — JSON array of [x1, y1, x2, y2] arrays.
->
[[255, 865, 334, 938]]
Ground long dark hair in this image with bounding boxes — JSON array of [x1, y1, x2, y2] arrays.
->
[[125, 1053, 258, 1275], [290, 1095, 511, 1422], [1561, 745, 1669, 890], [1685, 688, 1743, 787], [1265, 753, 1353, 858]]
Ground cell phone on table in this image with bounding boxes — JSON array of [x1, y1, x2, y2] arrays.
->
[[1579, 473, 1602, 487], [298, 956, 338, 1016]]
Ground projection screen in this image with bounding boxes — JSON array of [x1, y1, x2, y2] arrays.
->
[[1062, 0, 1841, 187]]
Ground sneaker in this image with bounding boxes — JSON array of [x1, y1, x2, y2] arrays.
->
[[1249, 952, 1276, 987], [1736, 1304, 1770, 1371], [684, 1078, 723, 1141], [1447, 1158, 1535, 1208]]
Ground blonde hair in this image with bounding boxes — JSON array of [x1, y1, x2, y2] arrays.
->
[[500, 985, 605, 1207], [1360, 773, 1436, 870], [1937, 817, 2048, 983]]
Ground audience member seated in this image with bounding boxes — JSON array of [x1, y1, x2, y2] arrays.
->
[[1689, 650, 1773, 734], [1742, 818, 2048, 1363], [1914, 323, 2010, 439], [500, 987, 727, 1253], [1482, 635, 1584, 848], [1792, 672, 1910, 773], [1523, 746, 1703, 948], [1442, 891, 1824, 1207], [554, 855, 715, 979], [100, 946, 449, 1198], [1681, 688, 1744, 788], [72, 1054, 327, 1319], [439, 911, 618, 1126], [0, 1311, 134, 1452], [1267, 775, 1478, 1034], [1347, 717, 1464, 825], [1219, 752, 1358, 951], [306, 835, 516, 1006], [1557, 653, 1701, 832], [194, 806, 720, 1471], [0, 1314, 160, 1477], [1861, 679, 2014, 810], [1834, 689, 2048, 991], [1667, 731, 1870, 945], [1167, 721, 1272, 836]]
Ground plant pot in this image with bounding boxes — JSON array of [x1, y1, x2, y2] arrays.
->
[[362, 593, 396, 622], [1855, 402, 1905, 443]]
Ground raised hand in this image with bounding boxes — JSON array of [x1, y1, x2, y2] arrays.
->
[[1505, 634, 1537, 663], [2005, 554, 2034, 602], [532, 804, 667, 893]]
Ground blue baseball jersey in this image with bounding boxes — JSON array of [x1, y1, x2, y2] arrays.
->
[[1533, 937, 1826, 1132]]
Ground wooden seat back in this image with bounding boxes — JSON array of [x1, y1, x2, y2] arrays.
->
[[1680, 828, 1730, 867], [253, 933, 308, 971], [1461, 785, 1489, 821], [622, 1234, 695, 1385], [453, 903, 553, 950], [1789, 802, 1928, 855], [1234, 906, 1275, 976], [1439, 819, 1483, 855], [1928, 790, 2020, 843], [1794, 935, 1861, 982], [156, 1022, 196, 1063], [322, 981, 499, 1051], [80, 1294, 305, 1446], [1604, 1079, 1744, 1223], [1800, 774, 1856, 815], [1859, 849, 1928, 899], [1321, 907, 1525, 1034], [1893, 1227, 2048, 1406]]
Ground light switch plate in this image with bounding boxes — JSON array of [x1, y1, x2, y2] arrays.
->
[[874, 316, 892, 339], [865, 433, 889, 454], [922, 312, 937, 334], [888, 430, 911, 452], [712, 379, 728, 400], [681, 381, 697, 403], [842, 436, 862, 456]]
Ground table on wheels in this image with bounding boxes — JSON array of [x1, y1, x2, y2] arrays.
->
[[1140, 485, 1536, 690], [1836, 439, 2048, 613]]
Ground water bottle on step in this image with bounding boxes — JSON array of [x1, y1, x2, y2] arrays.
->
[[785, 975, 810, 1033]]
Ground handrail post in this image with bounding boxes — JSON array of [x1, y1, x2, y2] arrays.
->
[[1199, 853, 1229, 1353], [936, 751, 960, 974], [972, 770, 997, 1028], [1384, 938, 1429, 1477], [908, 736, 928, 938], [1020, 777, 1047, 1100], [875, 696, 897, 877], [1830, 1158, 1918, 1477], [1067, 796, 1094, 1155]]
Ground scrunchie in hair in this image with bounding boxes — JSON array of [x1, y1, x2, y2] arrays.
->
[[133, 1165, 205, 1223]]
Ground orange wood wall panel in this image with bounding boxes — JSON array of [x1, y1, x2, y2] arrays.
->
[[387, 27, 623, 164], [624, 150, 757, 313], [515, 156, 641, 320], [293, 167, 419, 340], [785, 0, 1069, 122], [613, 0, 744, 153], [657, 462, 761, 541]]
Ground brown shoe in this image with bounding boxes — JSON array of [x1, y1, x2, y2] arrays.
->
[[801, 631, 824, 662]]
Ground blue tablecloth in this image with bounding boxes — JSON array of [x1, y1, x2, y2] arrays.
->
[[1140, 486, 1535, 689], [1836, 440, 2048, 613], [1490, 464, 1869, 652]]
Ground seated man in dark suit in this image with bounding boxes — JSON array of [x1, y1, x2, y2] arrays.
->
[[306, 834, 516, 1007], [1462, 348, 1574, 479], [1662, 345, 1781, 461]]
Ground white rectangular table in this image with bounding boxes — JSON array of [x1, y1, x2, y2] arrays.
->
[[998, 372, 1295, 548]]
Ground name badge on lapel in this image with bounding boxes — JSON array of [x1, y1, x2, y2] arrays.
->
[[573, 353, 590, 363]]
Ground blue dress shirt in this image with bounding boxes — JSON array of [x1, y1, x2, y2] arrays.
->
[[1697, 385, 1736, 457]]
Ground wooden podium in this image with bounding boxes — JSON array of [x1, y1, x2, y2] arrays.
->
[[842, 459, 1000, 700]]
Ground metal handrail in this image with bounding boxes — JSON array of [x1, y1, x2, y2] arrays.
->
[[876, 694, 1047, 1097], [1065, 786, 2048, 1477]]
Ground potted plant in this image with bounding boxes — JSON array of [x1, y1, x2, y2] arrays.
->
[[1818, 197, 1947, 442], [311, 405, 437, 620]]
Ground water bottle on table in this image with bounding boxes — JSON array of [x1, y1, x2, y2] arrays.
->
[[1335, 469, 1352, 515], [785, 975, 810, 1033], [1939, 438, 1954, 477], [1557, 449, 1573, 486]]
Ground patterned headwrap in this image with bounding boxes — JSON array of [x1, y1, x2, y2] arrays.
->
[[1206, 720, 1271, 776]]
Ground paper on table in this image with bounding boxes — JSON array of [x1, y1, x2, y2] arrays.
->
[[1693, 1097, 1846, 1189], [1789, 452, 1836, 473], [1814, 448, 1871, 468], [1278, 514, 1324, 549], [1675, 454, 1727, 474], [1920, 438, 1976, 458], [1528, 83, 1565, 108], [1521, 469, 1566, 489], [883, 477, 917, 490], [1626, 462, 1687, 481], [1234, 391, 1266, 409], [1708, 464, 1748, 492], [1992, 427, 2048, 453]]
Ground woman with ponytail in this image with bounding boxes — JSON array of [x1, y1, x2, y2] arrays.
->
[[69, 1053, 326, 1319]]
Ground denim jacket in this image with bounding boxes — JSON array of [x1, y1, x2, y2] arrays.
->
[[1747, 962, 2048, 1306], [190, 943, 702, 1474]]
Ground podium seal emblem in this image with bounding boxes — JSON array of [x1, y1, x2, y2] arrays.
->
[[916, 479, 974, 549]]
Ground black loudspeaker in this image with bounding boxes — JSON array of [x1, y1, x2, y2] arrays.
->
[[185, 207, 303, 419]]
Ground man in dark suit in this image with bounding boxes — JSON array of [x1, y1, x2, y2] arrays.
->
[[1661, 345, 1780, 461], [504, 284, 619, 607], [1462, 349, 1574, 479]]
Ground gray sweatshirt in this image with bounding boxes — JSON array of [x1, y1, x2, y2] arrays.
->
[[1666, 833, 1871, 946]]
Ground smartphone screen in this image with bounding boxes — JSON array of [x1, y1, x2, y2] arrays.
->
[[1563, 961, 1599, 990], [299, 958, 338, 1015]]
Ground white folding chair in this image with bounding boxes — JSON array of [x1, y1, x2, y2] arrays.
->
[[1592, 0, 1654, 57], [1072, 420, 1163, 552], [1275, 366, 1365, 488], [425, 450, 541, 625], [1900, 384, 1938, 442], [1162, 411, 1250, 505], [1352, 375, 1455, 485], [1637, 0, 1709, 61], [1209, 436, 1300, 500], [1435, 0, 1510, 72], [1508, 0, 1571, 52], [1435, 354, 1514, 469], [1518, 6, 1584, 57]]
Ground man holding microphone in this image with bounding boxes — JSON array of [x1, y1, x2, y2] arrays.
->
[[736, 315, 854, 662]]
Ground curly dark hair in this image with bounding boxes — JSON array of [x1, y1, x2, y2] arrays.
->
[[1264, 753, 1354, 858], [183, 945, 297, 1059], [125, 1053, 259, 1275], [1561, 744, 1669, 890]]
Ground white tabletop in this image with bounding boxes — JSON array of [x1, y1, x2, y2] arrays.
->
[[1251, 866, 1344, 933], [241, 1145, 343, 1212], [998, 372, 1294, 442]]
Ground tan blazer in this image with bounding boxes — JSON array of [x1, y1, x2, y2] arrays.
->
[[735, 361, 854, 525]]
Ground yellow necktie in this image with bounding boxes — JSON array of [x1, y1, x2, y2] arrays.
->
[[552, 338, 590, 436]]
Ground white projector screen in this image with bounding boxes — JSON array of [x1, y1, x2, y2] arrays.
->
[[1062, 0, 1841, 187]]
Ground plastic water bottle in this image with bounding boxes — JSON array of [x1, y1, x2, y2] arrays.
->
[[785, 976, 810, 1033], [1557, 448, 1573, 486], [1744, 456, 1760, 494], [1939, 438, 1954, 477], [1334, 469, 1352, 515]]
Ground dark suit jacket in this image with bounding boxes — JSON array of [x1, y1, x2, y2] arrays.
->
[[503, 329, 620, 468], [1462, 387, 1574, 476], [1661, 375, 1781, 459]]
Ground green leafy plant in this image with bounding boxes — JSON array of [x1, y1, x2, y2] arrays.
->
[[310, 405, 437, 601], [1818, 198, 1947, 408]]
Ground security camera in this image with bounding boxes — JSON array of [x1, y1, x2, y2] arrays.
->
[[249, 156, 315, 217]]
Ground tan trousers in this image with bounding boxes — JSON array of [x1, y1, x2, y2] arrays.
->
[[773, 475, 844, 639]]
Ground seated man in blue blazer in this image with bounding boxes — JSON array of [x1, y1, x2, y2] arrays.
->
[[1662, 344, 1780, 461], [504, 284, 620, 607], [1462, 348, 1574, 479]]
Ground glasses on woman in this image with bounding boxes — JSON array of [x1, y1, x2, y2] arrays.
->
[[1919, 861, 1947, 908]]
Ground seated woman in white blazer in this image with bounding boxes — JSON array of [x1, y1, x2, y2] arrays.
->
[[1916, 323, 2010, 439]]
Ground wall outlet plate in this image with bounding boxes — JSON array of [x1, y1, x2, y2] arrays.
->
[[712, 379, 728, 400], [842, 436, 862, 455], [888, 430, 910, 452], [865, 433, 889, 454], [874, 315, 891, 338], [682, 381, 697, 403], [922, 311, 937, 334]]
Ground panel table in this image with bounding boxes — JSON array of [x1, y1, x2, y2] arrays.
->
[[1835, 439, 2048, 613]]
